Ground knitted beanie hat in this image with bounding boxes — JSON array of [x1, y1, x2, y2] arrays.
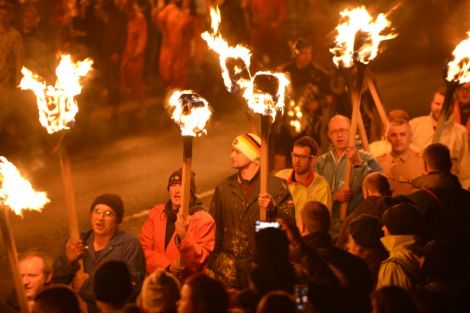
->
[[90, 193, 124, 223], [349, 214, 384, 249], [232, 133, 261, 161]]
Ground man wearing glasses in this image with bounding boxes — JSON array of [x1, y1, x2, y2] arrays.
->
[[52, 193, 146, 313], [315, 115, 381, 238], [276, 136, 332, 228]]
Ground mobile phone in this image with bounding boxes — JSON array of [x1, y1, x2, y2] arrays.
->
[[294, 283, 309, 311], [255, 220, 280, 232]]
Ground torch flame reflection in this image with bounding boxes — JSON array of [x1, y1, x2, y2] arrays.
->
[[241, 71, 290, 121], [330, 6, 396, 68], [446, 32, 470, 84], [0, 157, 50, 216], [201, 6, 252, 92], [19, 54, 93, 134], [167, 90, 212, 137]]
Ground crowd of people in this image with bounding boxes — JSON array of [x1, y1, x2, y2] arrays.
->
[[1, 0, 470, 313], [2, 117, 470, 312]]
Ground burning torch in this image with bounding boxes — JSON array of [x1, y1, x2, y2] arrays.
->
[[201, 6, 257, 133], [434, 32, 470, 143], [167, 90, 212, 219], [241, 72, 289, 220], [19, 54, 92, 241], [0, 157, 50, 313], [330, 6, 396, 221], [201, 6, 252, 94]]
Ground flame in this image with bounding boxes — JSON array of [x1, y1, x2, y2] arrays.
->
[[201, 6, 252, 92], [19, 54, 93, 134], [0, 157, 50, 216], [330, 6, 396, 68], [167, 90, 212, 137], [446, 32, 470, 84], [287, 99, 303, 133], [241, 71, 290, 121]]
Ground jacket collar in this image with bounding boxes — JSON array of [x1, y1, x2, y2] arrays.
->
[[287, 169, 315, 186], [412, 171, 461, 189], [380, 235, 416, 255], [390, 148, 414, 163]]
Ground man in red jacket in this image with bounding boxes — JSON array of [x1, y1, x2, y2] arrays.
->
[[139, 169, 215, 278]]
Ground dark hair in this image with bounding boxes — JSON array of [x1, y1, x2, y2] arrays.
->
[[301, 201, 330, 234], [256, 291, 297, 313], [294, 136, 319, 156], [185, 273, 229, 313], [435, 86, 447, 97], [423, 143, 452, 172], [382, 203, 423, 236], [254, 227, 290, 267], [93, 260, 132, 308], [362, 172, 391, 197], [371, 286, 419, 313], [33, 285, 81, 313], [421, 240, 464, 282]]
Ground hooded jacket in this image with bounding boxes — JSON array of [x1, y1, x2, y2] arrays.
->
[[138, 199, 215, 275]]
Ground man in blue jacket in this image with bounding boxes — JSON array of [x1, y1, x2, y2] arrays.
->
[[52, 193, 145, 313]]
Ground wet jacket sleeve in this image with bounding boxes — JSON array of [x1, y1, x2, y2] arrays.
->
[[207, 186, 223, 268], [52, 240, 79, 285], [120, 236, 146, 300]]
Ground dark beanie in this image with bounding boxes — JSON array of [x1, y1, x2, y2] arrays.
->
[[167, 168, 196, 195], [382, 203, 422, 236], [90, 193, 124, 223], [349, 214, 384, 249], [93, 260, 132, 305]]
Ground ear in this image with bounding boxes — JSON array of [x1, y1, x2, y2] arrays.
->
[[424, 159, 429, 173], [362, 187, 369, 199], [45, 273, 52, 284]]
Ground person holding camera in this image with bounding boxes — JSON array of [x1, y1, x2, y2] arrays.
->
[[207, 133, 295, 290]]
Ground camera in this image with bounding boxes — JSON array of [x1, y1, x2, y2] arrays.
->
[[255, 220, 280, 232], [294, 284, 308, 311]]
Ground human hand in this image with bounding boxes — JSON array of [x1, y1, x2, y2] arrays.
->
[[258, 192, 276, 212], [65, 239, 84, 263], [333, 187, 351, 202], [72, 272, 89, 292], [345, 146, 361, 165], [175, 211, 189, 241]]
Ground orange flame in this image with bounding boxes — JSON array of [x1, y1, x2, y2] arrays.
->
[[241, 71, 290, 121], [446, 32, 470, 84], [19, 54, 93, 134], [201, 6, 252, 92], [0, 157, 50, 216], [167, 90, 212, 137], [330, 6, 396, 68], [287, 99, 303, 133]]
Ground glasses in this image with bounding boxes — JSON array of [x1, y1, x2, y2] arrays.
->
[[93, 208, 116, 217], [291, 153, 314, 160], [329, 128, 349, 135]]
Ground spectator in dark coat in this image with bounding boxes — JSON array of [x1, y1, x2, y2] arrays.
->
[[414, 240, 470, 313], [301, 201, 373, 313], [52, 193, 146, 313], [250, 227, 298, 296], [346, 214, 388, 285], [405, 143, 470, 249], [337, 172, 401, 249]]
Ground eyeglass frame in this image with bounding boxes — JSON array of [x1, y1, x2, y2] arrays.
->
[[291, 152, 315, 160], [92, 207, 116, 217]]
